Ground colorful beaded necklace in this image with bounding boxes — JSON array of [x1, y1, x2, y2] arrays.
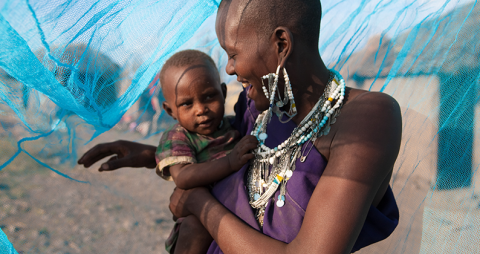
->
[[247, 69, 346, 226]]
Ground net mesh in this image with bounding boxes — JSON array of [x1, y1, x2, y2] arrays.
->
[[0, 0, 479, 253]]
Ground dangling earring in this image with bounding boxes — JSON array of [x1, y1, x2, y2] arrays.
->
[[261, 73, 274, 100], [261, 66, 297, 123], [277, 67, 297, 123], [261, 65, 281, 101]]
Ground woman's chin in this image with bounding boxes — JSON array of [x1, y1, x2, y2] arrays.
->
[[248, 86, 270, 111]]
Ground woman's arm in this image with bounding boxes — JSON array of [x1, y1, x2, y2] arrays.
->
[[170, 92, 402, 254], [164, 135, 258, 189]]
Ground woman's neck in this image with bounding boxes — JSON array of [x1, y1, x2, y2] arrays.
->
[[288, 53, 331, 125]]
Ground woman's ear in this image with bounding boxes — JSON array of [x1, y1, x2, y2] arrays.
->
[[162, 101, 176, 120], [273, 26, 294, 68], [221, 82, 227, 100]]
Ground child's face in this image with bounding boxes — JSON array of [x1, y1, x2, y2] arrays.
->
[[162, 61, 226, 136], [215, 2, 277, 112]]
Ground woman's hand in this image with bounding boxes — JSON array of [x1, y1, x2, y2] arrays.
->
[[169, 187, 210, 219], [77, 140, 157, 171]]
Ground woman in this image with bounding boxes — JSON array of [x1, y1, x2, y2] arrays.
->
[[79, 0, 401, 253]]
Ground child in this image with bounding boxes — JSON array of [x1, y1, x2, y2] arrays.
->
[[155, 50, 257, 254]]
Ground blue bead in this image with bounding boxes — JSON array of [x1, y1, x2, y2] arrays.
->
[[274, 147, 278, 151], [254, 193, 260, 201]]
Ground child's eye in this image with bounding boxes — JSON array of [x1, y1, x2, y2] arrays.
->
[[205, 93, 217, 100], [228, 54, 236, 60], [179, 102, 191, 107]]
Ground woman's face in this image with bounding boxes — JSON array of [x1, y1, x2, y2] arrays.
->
[[216, 6, 278, 111]]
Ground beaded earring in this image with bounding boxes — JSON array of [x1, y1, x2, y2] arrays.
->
[[261, 66, 297, 123]]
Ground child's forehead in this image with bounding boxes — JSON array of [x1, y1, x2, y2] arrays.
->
[[163, 62, 218, 93], [172, 62, 217, 80]]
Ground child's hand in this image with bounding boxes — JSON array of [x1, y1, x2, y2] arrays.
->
[[227, 135, 258, 172]]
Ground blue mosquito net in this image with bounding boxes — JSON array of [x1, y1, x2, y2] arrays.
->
[[0, 0, 479, 253]]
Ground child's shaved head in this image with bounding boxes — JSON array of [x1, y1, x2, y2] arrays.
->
[[218, 0, 322, 48], [160, 50, 219, 88]]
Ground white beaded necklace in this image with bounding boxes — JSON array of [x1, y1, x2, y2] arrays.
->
[[247, 69, 345, 226]]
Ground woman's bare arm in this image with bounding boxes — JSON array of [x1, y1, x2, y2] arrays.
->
[[170, 92, 402, 254]]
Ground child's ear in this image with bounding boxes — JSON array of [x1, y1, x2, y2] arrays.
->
[[221, 82, 227, 100], [162, 101, 176, 120]]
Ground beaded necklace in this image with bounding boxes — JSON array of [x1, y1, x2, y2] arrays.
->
[[247, 69, 346, 226]]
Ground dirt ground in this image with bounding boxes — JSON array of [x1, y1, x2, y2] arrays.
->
[[1, 112, 480, 254], [1, 127, 175, 254]]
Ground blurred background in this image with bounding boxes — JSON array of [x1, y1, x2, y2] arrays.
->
[[0, 0, 479, 253]]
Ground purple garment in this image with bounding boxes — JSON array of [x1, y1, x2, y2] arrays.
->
[[208, 89, 399, 253]]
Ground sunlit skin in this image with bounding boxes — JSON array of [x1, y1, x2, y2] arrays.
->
[[78, 0, 402, 253]]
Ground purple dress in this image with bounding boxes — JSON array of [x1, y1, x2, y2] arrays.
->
[[207, 90, 399, 253]]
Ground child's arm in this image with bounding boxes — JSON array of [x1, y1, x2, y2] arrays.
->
[[157, 135, 258, 189]]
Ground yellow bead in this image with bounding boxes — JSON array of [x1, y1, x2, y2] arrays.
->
[[277, 175, 284, 182], [328, 97, 333, 102], [291, 103, 296, 108]]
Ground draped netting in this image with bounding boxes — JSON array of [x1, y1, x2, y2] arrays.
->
[[0, 0, 479, 253]]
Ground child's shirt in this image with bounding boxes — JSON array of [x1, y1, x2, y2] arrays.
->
[[155, 116, 241, 181]]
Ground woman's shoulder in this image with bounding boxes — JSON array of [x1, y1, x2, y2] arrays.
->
[[328, 87, 402, 171], [338, 87, 402, 134], [343, 87, 400, 112]]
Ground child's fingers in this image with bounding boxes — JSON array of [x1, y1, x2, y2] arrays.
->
[[240, 141, 258, 154], [240, 135, 259, 144], [242, 153, 255, 162]]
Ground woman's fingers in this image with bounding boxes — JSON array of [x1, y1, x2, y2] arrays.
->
[[78, 143, 120, 167], [98, 155, 127, 171]]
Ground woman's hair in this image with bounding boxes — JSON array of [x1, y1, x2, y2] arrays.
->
[[159, 49, 218, 87], [219, 0, 322, 48]]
